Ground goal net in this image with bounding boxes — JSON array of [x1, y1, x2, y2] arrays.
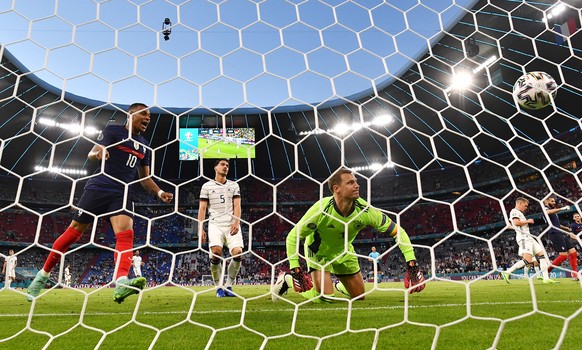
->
[[0, 0, 581, 349]]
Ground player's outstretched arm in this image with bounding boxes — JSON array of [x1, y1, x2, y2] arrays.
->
[[384, 222, 426, 294]]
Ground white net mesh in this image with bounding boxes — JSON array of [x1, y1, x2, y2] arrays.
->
[[1, 0, 582, 348]]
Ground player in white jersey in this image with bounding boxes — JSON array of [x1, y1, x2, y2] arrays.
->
[[64, 265, 71, 287], [2, 249, 17, 289], [198, 158, 243, 298], [501, 197, 556, 284], [132, 251, 144, 277]]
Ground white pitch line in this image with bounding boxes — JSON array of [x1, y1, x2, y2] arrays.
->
[[1, 299, 580, 318]]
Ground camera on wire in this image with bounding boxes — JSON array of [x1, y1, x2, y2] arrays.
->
[[162, 18, 172, 41]]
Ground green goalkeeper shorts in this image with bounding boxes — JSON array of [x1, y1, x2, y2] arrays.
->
[[306, 251, 361, 276]]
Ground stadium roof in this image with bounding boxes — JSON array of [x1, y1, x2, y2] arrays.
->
[[0, 0, 581, 182]]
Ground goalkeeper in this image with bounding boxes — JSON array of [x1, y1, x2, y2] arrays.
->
[[272, 168, 425, 302]]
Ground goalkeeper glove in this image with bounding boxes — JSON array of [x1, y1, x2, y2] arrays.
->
[[289, 267, 313, 293], [404, 260, 425, 294]]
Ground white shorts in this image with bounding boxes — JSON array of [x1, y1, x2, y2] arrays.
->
[[133, 266, 142, 276], [7, 269, 15, 279], [208, 223, 244, 252], [517, 236, 544, 257]]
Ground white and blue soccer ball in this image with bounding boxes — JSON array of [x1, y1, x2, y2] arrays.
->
[[512, 71, 558, 110]]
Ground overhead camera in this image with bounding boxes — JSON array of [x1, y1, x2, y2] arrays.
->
[[465, 37, 479, 58], [162, 18, 172, 41]]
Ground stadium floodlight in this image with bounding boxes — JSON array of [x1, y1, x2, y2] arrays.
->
[[542, 2, 566, 23], [298, 129, 326, 136], [35, 165, 88, 175], [472, 55, 497, 74], [333, 123, 350, 135], [445, 71, 473, 93], [83, 126, 99, 135], [38, 117, 100, 136], [372, 115, 392, 125], [350, 161, 394, 172], [299, 117, 392, 136], [351, 122, 363, 132]]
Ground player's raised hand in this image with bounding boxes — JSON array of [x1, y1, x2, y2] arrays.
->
[[404, 260, 425, 294], [90, 145, 109, 161], [290, 267, 313, 292]]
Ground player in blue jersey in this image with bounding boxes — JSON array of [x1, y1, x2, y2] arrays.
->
[[544, 197, 578, 281], [368, 246, 382, 283], [368, 246, 380, 260], [571, 213, 582, 238], [27, 103, 173, 303]]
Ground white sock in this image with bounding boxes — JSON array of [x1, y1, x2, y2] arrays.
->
[[210, 261, 222, 286], [524, 266, 530, 278], [539, 257, 550, 280], [225, 259, 241, 287], [507, 259, 526, 274]]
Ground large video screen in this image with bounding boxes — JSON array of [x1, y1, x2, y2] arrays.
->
[[179, 128, 256, 160]]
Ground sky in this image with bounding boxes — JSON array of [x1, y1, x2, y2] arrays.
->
[[0, 0, 476, 111]]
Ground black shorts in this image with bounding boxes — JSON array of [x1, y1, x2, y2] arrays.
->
[[547, 231, 576, 252], [72, 189, 134, 224]]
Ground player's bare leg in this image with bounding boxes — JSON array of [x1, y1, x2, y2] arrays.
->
[[337, 272, 366, 300]]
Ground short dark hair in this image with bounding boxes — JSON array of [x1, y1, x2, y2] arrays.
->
[[214, 158, 229, 166], [328, 168, 352, 192], [128, 103, 148, 114]]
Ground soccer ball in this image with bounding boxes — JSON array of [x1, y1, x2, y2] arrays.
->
[[512, 71, 557, 110]]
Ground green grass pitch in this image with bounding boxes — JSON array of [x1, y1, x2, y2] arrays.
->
[[198, 139, 255, 159], [1, 279, 581, 349]]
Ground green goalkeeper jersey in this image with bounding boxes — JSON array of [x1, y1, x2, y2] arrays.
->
[[286, 196, 416, 269]]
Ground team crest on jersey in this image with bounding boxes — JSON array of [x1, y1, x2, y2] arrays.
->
[[307, 223, 317, 230], [133, 141, 140, 150], [77, 209, 83, 216], [97, 132, 103, 141], [353, 221, 364, 230]]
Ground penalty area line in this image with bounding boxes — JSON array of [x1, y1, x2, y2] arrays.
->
[[0, 299, 580, 318]]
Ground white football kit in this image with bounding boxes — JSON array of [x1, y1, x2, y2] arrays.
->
[[132, 255, 143, 277], [200, 179, 243, 250], [510, 208, 544, 256], [4, 255, 17, 279], [64, 267, 71, 286]]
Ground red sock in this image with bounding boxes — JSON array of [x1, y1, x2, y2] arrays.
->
[[549, 255, 568, 273], [569, 252, 578, 278], [114, 229, 134, 280], [43, 226, 83, 273]]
